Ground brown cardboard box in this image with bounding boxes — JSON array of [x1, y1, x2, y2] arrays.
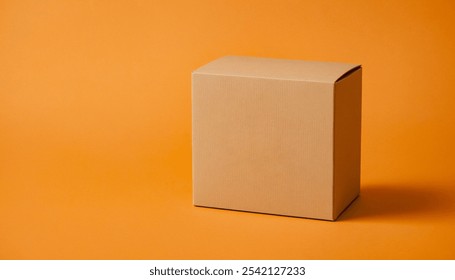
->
[[192, 56, 361, 220]]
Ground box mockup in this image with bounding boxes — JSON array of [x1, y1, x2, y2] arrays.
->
[[192, 56, 361, 220]]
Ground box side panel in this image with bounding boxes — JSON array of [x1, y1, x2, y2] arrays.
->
[[333, 69, 362, 219], [192, 73, 334, 220]]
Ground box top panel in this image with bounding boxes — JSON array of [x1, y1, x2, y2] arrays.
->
[[193, 56, 360, 84]]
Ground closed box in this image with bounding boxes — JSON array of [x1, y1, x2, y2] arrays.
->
[[192, 56, 361, 220]]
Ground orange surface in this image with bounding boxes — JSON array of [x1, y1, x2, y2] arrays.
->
[[0, 0, 454, 259]]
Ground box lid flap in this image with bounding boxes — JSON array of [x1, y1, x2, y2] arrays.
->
[[193, 56, 360, 84]]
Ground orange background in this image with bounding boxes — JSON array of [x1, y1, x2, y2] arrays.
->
[[1, 0, 454, 259]]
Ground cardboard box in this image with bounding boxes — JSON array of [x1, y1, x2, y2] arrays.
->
[[192, 56, 361, 220]]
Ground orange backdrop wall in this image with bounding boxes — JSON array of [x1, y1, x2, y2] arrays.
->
[[1, 0, 454, 259]]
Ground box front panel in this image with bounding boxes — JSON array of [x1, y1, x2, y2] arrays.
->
[[193, 74, 334, 219]]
